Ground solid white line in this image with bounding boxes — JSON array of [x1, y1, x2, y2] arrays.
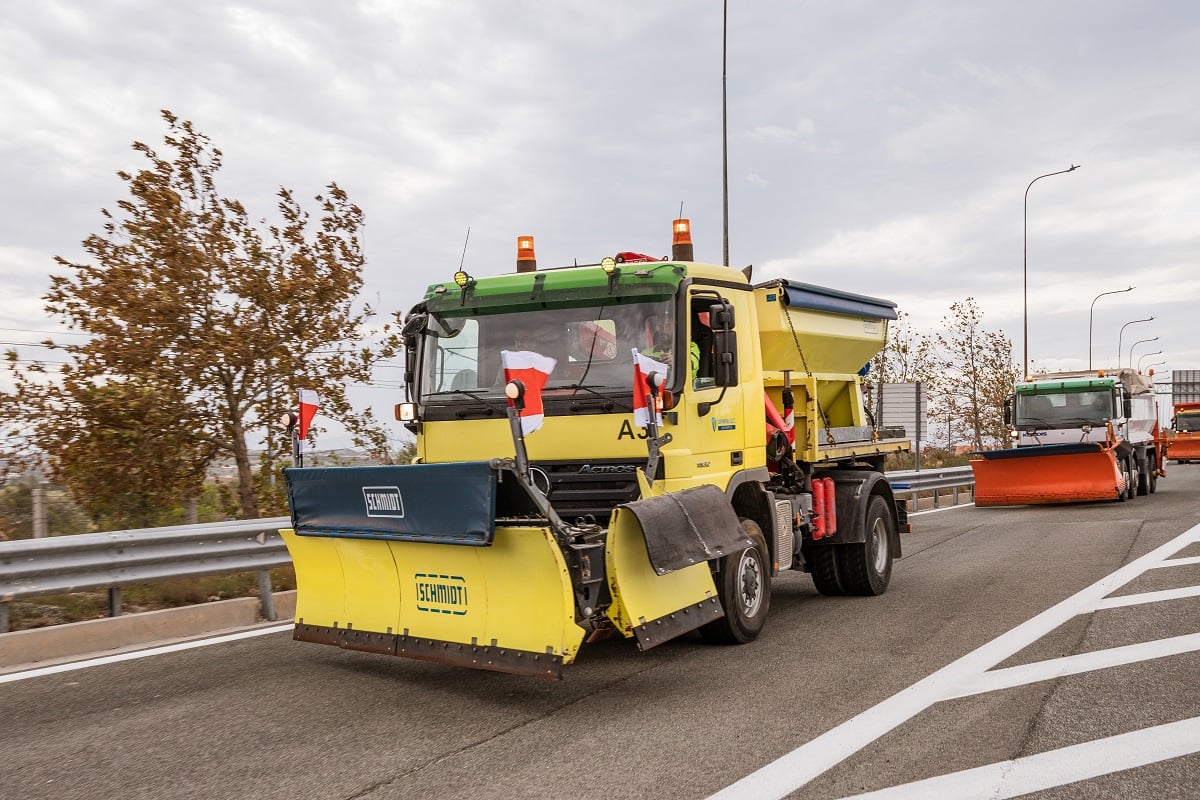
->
[[945, 632, 1200, 700], [909, 502, 975, 516], [0, 623, 294, 684], [837, 715, 1200, 800], [1152, 554, 1200, 568], [706, 522, 1200, 800], [1095, 584, 1200, 609]]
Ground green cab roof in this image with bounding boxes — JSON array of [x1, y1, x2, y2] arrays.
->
[[1016, 377, 1116, 393], [423, 262, 695, 314]]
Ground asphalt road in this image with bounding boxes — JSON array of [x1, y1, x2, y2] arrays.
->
[[4, 467, 1200, 800]]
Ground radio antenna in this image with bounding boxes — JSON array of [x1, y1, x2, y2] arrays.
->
[[459, 227, 471, 269], [721, 0, 730, 267]]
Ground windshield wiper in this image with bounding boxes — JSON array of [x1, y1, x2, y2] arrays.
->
[[424, 389, 508, 412], [558, 383, 632, 411]]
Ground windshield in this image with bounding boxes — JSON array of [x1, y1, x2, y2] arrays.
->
[[1015, 388, 1113, 428], [417, 300, 676, 402], [1178, 413, 1200, 432]]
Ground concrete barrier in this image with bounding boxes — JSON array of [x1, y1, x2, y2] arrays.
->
[[0, 590, 297, 670]]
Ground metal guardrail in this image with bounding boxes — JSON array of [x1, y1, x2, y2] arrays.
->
[[0, 516, 290, 634], [887, 465, 976, 510]]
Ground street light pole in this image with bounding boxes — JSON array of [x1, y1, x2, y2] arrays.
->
[[1129, 337, 1159, 369], [1024, 164, 1080, 379], [1088, 286, 1134, 370], [1117, 317, 1154, 370], [1137, 351, 1163, 371]]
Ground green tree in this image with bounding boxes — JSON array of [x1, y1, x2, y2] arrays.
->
[[935, 298, 1019, 450], [7, 110, 398, 519]]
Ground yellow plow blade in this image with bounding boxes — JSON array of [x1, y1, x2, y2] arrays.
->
[[604, 506, 724, 649], [281, 526, 585, 679], [970, 444, 1124, 506]]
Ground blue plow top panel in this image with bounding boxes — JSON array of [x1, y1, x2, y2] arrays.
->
[[284, 461, 497, 546], [972, 442, 1105, 460], [780, 280, 899, 321]]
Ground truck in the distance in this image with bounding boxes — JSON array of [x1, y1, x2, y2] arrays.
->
[[1166, 402, 1200, 464], [970, 368, 1165, 505], [279, 219, 911, 678]]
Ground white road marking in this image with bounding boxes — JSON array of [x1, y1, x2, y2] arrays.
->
[[909, 503, 975, 516], [945, 632, 1200, 700], [708, 522, 1200, 800], [1095, 584, 1200, 609], [0, 623, 294, 684], [838, 715, 1200, 800]]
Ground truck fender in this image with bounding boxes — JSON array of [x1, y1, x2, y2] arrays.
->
[[808, 470, 903, 559]]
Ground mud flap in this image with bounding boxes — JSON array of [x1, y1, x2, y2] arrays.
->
[[970, 443, 1124, 506], [280, 526, 585, 679], [604, 502, 727, 652], [619, 484, 754, 574]]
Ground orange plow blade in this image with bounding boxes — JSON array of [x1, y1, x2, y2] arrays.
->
[[1166, 434, 1200, 463], [970, 443, 1124, 506]]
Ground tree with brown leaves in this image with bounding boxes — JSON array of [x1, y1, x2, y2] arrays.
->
[[4, 110, 398, 520]]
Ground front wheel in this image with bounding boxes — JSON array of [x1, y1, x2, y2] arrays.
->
[[836, 495, 895, 596], [700, 520, 771, 644], [1148, 452, 1159, 493], [1117, 457, 1132, 502]]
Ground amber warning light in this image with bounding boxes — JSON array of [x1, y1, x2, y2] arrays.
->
[[516, 235, 536, 272], [671, 218, 694, 261]]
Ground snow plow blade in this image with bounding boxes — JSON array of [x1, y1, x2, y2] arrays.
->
[[280, 463, 585, 679], [1166, 434, 1200, 463], [970, 443, 1125, 506], [604, 486, 748, 650]]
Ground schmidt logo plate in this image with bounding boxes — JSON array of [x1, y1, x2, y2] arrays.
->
[[362, 485, 405, 518], [415, 573, 468, 615]]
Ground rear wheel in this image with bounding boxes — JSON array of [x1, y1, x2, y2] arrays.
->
[[836, 495, 895, 596], [1148, 452, 1159, 493], [809, 546, 845, 596], [700, 520, 771, 644]]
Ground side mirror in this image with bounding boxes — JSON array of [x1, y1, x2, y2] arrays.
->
[[709, 301, 734, 330], [401, 312, 428, 338], [1003, 396, 1013, 426], [713, 329, 738, 386]]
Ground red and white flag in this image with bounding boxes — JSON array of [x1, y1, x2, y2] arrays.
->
[[298, 389, 319, 450], [632, 348, 668, 428], [501, 350, 556, 434]]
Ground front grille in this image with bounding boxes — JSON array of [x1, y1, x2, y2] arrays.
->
[[531, 460, 641, 525]]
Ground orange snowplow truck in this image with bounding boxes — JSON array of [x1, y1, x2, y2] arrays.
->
[[970, 369, 1165, 506], [1166, 402, 1200, 464]]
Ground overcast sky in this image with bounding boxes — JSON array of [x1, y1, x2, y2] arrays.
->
[[3, 1, 1198, 447]]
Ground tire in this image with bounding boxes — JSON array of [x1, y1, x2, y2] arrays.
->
[[1136, 451, 1150, 496], [1148, 452, 1158, 493], [836, 494, 895, 596], [700, 520, 771, 644], [1117, 457, 1132, 502], [809, 545, 845, 596]]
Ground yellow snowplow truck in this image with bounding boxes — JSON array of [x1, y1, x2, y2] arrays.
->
[[280, 220, 911, 678]]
